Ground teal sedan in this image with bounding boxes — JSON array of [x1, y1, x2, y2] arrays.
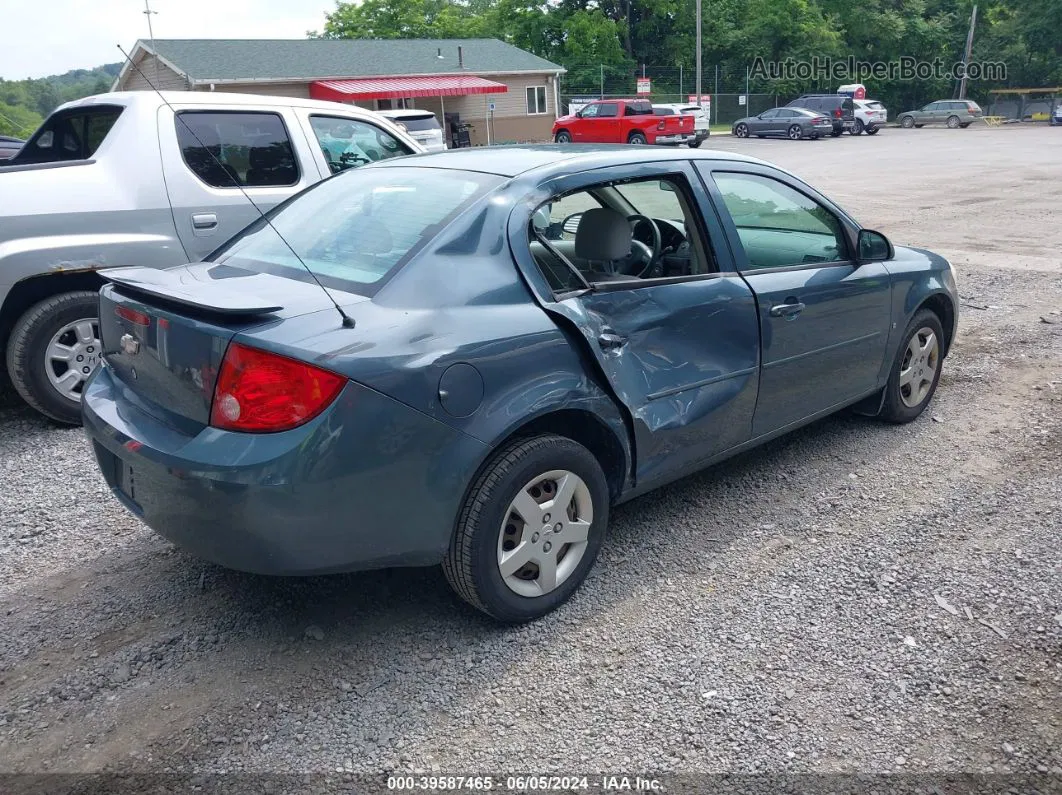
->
[[83, 146, 959, 623]]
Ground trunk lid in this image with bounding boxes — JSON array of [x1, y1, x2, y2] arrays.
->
[[98, 263, 365, 432]]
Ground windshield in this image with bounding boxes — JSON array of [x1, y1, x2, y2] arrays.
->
[[213, 167, 502, 296]]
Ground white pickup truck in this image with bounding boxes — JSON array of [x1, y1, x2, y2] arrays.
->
[[0, 91, 423, 423]]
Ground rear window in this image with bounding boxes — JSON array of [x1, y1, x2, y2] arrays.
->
[[866, 101, 885, 110], [679, 106, 701, 114], [10, 105, 123, 164], [653, 107, 675, 116], [391, 113, 441, 132], [624, 101, 653, 116], [212, 166, 502, 296]]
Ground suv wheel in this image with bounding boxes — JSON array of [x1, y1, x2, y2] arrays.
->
[[852, 119, 865, 135], [6, 291, 101, 425]]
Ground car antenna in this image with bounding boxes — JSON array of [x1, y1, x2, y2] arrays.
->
[[116, 44, 355, 329]]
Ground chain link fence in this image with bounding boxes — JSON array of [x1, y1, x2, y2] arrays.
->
[[559, 64, 784, 125]]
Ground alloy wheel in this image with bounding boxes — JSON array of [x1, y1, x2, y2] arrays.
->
[[45, 318, 101, 402], [787, 125, 802, 140], [898, 327, 939, 408], [496, 470, 593, 598]]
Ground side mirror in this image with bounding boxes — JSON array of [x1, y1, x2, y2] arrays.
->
[[532, 205, 551, 231], [858, 229, 893, 262], [659, 181, 676, 192]]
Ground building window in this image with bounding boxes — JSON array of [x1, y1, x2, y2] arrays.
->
[[526, 86, 548, 115]]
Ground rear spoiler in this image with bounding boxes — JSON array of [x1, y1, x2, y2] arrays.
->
[[99, 265, 284, 316]]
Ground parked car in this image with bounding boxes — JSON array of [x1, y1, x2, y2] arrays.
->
[[852, 99, 887, 135], [785, 94, 856, 136], [376, 108, 447, 152], [652, 103, 710, 147], [0, 91, 423, 424], [552, 99, 694, 145], [83, 145, 958, 624], [897, 100, 983, 129], [732, 107, 833, 140], [0, 135, 24, 161], [1051, 102, 1062, 126]]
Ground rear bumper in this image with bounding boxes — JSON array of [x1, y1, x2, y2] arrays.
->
[[653, 133, 696, 144], [83, 365, 487, 575]]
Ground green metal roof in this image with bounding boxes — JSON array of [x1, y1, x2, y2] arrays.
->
[[143, 38, 565, 82]]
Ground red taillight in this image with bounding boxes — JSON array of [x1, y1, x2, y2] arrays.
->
[[116, 306, 150, 326], [834, 108, 842, 118], [657, 121, 666, 130], [210, 343, 346, 433]]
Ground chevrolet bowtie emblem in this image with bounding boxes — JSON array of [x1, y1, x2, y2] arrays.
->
[[120, 334, 140, 356]]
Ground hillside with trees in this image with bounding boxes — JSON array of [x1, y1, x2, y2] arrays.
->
[[0, 63, 121, 138]]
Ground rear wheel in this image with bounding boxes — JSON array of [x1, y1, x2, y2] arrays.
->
[[5, 291, 101, 425], [960, 123, 971, 129], [554, 130, 572, 144], [628, 132, 647, 145], [786, 124, 803, 140], [734, 123, 749, 138], [900, 115, 915, 129], [877, 310, 945, 424], [946, 115, 961, 129], [443, 435, 609, 623]]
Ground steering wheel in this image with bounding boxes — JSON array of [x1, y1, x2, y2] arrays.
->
[[619, 214, 663, 277]]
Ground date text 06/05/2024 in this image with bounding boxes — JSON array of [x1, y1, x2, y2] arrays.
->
[[386, 775, 665, 791]]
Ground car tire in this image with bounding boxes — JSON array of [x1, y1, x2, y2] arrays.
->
[[443, 434, 610, 623], [960, 123, 971, 128], [787, 124, 803, 140], [946, 115, 961, 129], [866, 126, 880, 135], [688, 139, 703, 148], [900, 116, 915, 129], [554, 131, 572, 144], [877, 309, 945, 424], [830, 130, 842, 137], [5, 291, 101, 425], [733, 123, 749, 138], [852, 119, 865, 135], [628, 132, 647, 145]]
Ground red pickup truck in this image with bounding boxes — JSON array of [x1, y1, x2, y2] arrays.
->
[[552, 98, 694, 145]]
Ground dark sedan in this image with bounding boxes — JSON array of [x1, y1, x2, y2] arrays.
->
[[83, 146, 959, 623], [733, 108, 833, 140]]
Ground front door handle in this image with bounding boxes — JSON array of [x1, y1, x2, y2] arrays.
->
[[191, 213, 218, 231], [769, 301, 806, 319], [598, 332, 628, 351]]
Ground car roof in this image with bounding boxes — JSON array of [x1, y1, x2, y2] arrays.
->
[[373, 143, 771, 179], [52, 90, 388, 121], [378, 108, 436, 118]]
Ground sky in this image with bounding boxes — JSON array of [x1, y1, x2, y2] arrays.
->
[[0, 0, 336, 80]]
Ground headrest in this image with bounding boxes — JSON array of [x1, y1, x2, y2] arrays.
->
[[574, 207, 631, 261]]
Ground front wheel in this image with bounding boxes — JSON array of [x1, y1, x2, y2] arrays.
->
[[628, 132, 648, 145], [877, 309, 945, 424], [852, 119, 865, 135], [443, 435, 610, 623], [787, 124, 803, 140], [554, 131, 572, 144], [5, 291, 102, 425]]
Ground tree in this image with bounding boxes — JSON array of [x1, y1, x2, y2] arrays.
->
[[0, 100, 42, 138]]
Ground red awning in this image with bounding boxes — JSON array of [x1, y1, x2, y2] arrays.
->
[[310, 76, 509, 102]]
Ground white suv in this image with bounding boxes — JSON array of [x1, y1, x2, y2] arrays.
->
[[652, 104, 710, 147], [852, 99, 887, 135], [377, 109, 447, 152]]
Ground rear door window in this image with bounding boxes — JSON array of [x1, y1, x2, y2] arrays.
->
[[598, 103, 620, 118], [11, 105, 123, 164], [309, 115, 412, 175], [176, 111, 299, 188]]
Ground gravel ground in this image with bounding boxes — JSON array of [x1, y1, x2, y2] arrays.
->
[[1, 126, 1060, 789]]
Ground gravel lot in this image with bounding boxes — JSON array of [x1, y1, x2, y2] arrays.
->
[[1, 126, 1060, 788]]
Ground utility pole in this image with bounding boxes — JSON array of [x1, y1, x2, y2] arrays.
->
[[143, 0, 159, 85], [600, 64, 604, 99], [958, 4, 978, 99], [695, 0, 702, 112]]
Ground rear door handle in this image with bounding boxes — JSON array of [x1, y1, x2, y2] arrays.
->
[[191, 213, 218, 231], [769, 301, 806, 319], [598, 332, 628, 351]]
